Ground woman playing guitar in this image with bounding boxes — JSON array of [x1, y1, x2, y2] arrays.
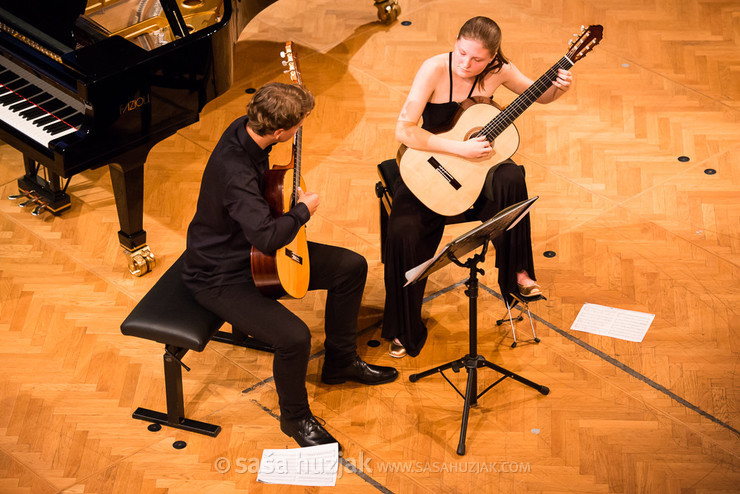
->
[[383, 16, 574, 358]]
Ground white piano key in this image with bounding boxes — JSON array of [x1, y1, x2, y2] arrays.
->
[[0, 57, 86, 148]]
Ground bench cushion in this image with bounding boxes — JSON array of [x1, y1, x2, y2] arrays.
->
[[121, 255, 224, 351]]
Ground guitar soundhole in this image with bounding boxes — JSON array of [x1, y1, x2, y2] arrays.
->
[[465, 127, 484, 140]]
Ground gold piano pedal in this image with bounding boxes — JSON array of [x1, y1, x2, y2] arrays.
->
[[374, 0, 400, 24], [9, 191, 49, 216], [10, 180, 71, 215], [125, 245, 156, 277], [496, 292, 545, 348]]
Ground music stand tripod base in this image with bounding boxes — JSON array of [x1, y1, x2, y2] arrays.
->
[[404, 197, 549, 455], [497, 293, 545, 348]]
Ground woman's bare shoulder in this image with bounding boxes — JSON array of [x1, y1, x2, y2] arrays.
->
[[417, 53, 448, 75]]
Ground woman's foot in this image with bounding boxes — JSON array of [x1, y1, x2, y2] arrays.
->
[[388, 338, 406, 358], [517, 270, 542, 297]]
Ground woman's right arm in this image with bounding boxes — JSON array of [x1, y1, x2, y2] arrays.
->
[[395, 59, 493, 159]]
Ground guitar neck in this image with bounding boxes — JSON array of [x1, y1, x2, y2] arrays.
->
[[483, 55, 575, 140], [291, 128, 302, 206]]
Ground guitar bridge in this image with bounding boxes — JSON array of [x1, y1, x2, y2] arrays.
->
[[284, 248, 303, 265], [427, 156, 462, 190]]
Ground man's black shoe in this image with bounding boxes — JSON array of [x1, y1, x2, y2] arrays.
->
[[322, 355, 399, 385], [280, 414, 341, 451]]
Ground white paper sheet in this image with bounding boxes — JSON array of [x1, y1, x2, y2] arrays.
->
[[256, 443, 338, 486], [571, 303, 654, 342]]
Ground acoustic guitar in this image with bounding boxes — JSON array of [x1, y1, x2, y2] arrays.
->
[[250, 42, 310, 299], [398, 25, 603, 216]]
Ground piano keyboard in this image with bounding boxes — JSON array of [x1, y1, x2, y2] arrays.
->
[[0, 57, 86, 149]]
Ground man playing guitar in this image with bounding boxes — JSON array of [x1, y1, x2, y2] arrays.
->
[[183, 82, 398, 450]]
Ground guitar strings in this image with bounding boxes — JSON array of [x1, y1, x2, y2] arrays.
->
[[480, 56, 574, 141], [292, 129, 302, 208]]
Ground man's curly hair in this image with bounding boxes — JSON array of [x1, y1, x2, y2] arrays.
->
[[246, 82, 315, 136]]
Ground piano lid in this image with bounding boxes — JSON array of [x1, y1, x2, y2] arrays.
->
[[1, 0, 226, 59], [81, 0, 226, 51], [0, 1, 85, 60]]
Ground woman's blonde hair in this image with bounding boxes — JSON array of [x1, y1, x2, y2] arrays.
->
[[246, 82, 315, 136]]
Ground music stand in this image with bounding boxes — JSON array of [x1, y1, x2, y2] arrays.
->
[[407, 197, 549, 455]]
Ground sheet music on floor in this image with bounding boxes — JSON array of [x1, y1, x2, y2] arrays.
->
[[571, 303, 655, 342], [256, 443, 338, 486]]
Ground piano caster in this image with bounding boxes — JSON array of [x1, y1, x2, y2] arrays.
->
[[374, 0, 400, 24], [126, 246, 156, 277]]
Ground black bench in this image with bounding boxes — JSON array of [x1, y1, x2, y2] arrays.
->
[[121, 254, 273, 437]]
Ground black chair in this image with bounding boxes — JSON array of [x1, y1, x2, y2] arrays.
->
[[121, 255, 272, 437]]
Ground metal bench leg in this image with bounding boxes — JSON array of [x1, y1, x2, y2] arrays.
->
[[132, 345, 221, 437]]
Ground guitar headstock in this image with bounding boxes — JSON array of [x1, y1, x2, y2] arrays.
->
[[566, 25, 603, 62], [281, 41, 303, 86]]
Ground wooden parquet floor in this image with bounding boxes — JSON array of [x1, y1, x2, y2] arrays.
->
[[1, 0, 739, 492]]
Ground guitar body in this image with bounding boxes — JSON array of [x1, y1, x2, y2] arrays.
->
[[250, 166, 310, 299], [398, 97, 520, 216], [250, 41, 314, 299]]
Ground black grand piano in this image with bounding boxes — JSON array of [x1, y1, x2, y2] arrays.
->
[[0, 0, 401, 275]]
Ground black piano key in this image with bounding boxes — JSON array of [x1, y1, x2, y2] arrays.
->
[[33, 92, 54, 103], [3, 79, 28, 91], [8, 100, 34, 112], [43, 121, 69, 134], [20, 107, 47, 119], [34, 98, 66, 114], [65, 113, 84, 128], [30, 105, 75, 127], [15, 84, 43, 98], [18, 94, 54, 115], [0, 71, 19, 85], [52, 107, 77, 120], [33, 114, 58, 126], [44, 121, 75, 135], [0, 92, 22, 105]]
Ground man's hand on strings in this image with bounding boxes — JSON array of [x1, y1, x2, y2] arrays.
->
[[297, 187, 320, 216]]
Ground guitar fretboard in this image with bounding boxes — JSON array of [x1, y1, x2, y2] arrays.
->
[[291, 128, 302, 207], [482, 55, 575, 140]]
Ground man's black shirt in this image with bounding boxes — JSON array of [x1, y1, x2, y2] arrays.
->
[[182, 115, 310, 292]]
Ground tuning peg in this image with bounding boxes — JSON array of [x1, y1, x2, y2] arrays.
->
[[282, 60, 288, 66], [280, 50, 286, 57], [581, 25, 585, 31]]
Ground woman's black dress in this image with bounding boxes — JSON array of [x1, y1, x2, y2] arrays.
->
[[381, 58, 536, 356]]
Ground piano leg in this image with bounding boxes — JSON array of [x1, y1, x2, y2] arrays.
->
[[109, 149, 156, 277]]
